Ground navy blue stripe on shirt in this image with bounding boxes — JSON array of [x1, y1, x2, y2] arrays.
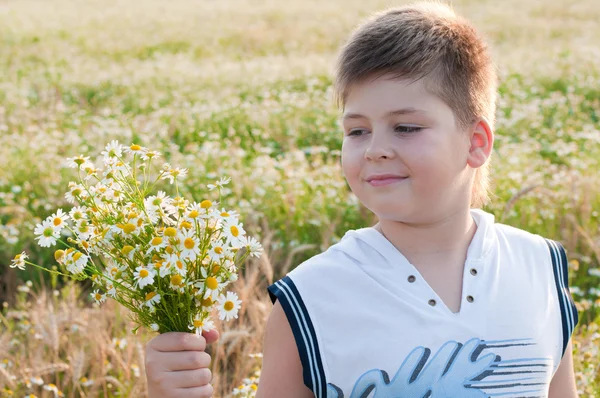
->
[[268, 276, 327, 397], [545, 239, 579, 357]]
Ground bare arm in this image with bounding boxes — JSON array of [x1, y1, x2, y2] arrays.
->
[[548, 340, 578, 398], [256, 300, 315, 398]]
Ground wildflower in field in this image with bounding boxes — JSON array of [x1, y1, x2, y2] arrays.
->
[[111, 338, 127, 350], [217, 291, 242, 321], [68, 206, 88, 221], [101, 140, 123, 160], [207, 176, 231, 191], [124, 143, 147, 156], [161, 167, 188, 184], [222, 219, 245, 247], [179, 230, 200, 260], [49, 209, 70, 230], [80, 377, 94, 387], [10, 252, 27, 270], [198, 267, 228, 301], [148, 236, 166, 253], [239, 235, 264, 258], [43, 383, 64, 397], [66, 155, 91, 169], [131, 364, 140, 378]]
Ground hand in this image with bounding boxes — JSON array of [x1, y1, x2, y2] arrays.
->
[[145, 329, 220, 398]]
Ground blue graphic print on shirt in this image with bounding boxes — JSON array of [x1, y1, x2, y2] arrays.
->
[[327, 337, 552, 398]]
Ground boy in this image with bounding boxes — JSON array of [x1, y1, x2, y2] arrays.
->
[[145, 1, 579, 397]]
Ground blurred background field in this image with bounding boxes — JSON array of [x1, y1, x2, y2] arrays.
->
[[1, 0, 599, 396]]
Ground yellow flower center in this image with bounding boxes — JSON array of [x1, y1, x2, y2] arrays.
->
[[206, 277, 218, 290], [188, 210, 199, 218], [224, 301, 234, 311], [81, 240, 89, 249], [73, 211, 82, 220], [130, 144, 141, 151], [176, 260, 184, 269], [200, 200, 212, 209], [95, 293, 102, 301], [184, 238, 195, 249], [122, 245, 134, 255], [180, 221, 192, 229], [165, 246, 174, 254], [73, 252, 83, 262], [214, 247, 223, 254], [151, 237, 163, 246], [154, 261, 163, 269], [193, 319, 204, 328], [139, 269, 149, 278], [43, 227, 54, 237], [74, 157, 86, 165], [145, 292, 157, 301], [220, 212, 229, 217], [212, 265, 221, 274], [111, 267, 118, 275], [164, 227, 177, 237], [230, 225, 239, 237], [202, 297, 213, 306], [171, 275, 182, 286], [53, 217, 62, 226], [122, 223, 136, 234], [80, 377, 88, 383], [128, 212, 138, 219]]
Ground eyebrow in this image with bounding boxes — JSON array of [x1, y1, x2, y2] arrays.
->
[[342, 107, 428, 121]]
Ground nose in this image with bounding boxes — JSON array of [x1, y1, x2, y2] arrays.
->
[[365, 130, 395, 161]]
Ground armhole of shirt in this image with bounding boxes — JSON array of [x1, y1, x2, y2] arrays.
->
[[267, 276, 327, 398], [544, 238, 579, 358]]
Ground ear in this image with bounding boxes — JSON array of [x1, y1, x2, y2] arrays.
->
[[466, 118, 493, 169]]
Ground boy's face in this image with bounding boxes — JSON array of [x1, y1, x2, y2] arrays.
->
[[341, 75, 481, 222]]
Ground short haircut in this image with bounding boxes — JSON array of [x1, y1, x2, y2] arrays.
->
[[333, 1, 498, 208]]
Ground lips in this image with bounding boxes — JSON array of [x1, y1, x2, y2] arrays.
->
[[365, 174, 408, 182]]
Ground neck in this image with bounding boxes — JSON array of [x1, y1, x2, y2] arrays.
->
[[373, 208, 477, 267]]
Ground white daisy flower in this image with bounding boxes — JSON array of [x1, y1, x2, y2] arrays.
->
[[238, 235, 263, 258], [30, 376, 44, 385], [148, 236, 167, 253], [207, 176, 231, 191], [161, 167, 188, 184], [10, 251, 28, 270], [74, 220, 94, 241], [153, 260, 171, 278], [188, 314, 215, 335], [150, 323, 159, 332], [112, 337, 128, 350], [144, 291, 161, 311], [47, 209, 69, 231], [134, 266, 156, 289], [197, 267, 228, 302], [91, 290, 106, 304], [222, 219, 245, 247], [34, 219, 60, 247], [179, 230, 200, 261], [65, 182, 87, 204], [101, 140, 123, 160], [207, 244, 228, 262], [69, 206, 88, 222], [66, 155, 91, 169], [216, 207, 239, 224], [105, 281, 117, 297], [81, 377, 94, 387], [44, 382, 65, 397], [66, 251, 88, 274], [217, 291, 242, 321], [124, 143, 147, 156], [141, 150, 161, 161], [169, 274, 186, 293]]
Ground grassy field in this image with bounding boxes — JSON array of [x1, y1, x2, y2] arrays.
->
[[1, 0, 600, 396]]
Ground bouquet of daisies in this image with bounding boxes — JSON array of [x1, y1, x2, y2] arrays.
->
[[10, 140, 263, 334]]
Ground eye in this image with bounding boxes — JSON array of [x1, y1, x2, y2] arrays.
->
[[347, 128, 368, 137], [394, 125, 422, 133]]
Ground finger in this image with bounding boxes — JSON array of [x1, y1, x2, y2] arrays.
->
[[149, 332, 206, 352], [175, 384, 214, 398], [151, 350, 212, 372], [168, 368, 212, 388], [202, 329, 220, 345]]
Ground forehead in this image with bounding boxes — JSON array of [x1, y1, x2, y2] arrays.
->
[[342, 75, 454, 123]]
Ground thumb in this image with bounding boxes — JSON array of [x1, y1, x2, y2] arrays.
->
[[202, 328, 220, 345]]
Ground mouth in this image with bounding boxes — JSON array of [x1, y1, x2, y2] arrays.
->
[[367, 176, 408, 187]]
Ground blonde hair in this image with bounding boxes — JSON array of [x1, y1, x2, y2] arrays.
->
[[333, 1, 498, 208]]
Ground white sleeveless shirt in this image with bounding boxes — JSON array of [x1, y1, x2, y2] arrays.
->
[[267, 208, 578, 398]]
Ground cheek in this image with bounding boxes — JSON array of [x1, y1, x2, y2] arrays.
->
[[341, 142, 361, 182]]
